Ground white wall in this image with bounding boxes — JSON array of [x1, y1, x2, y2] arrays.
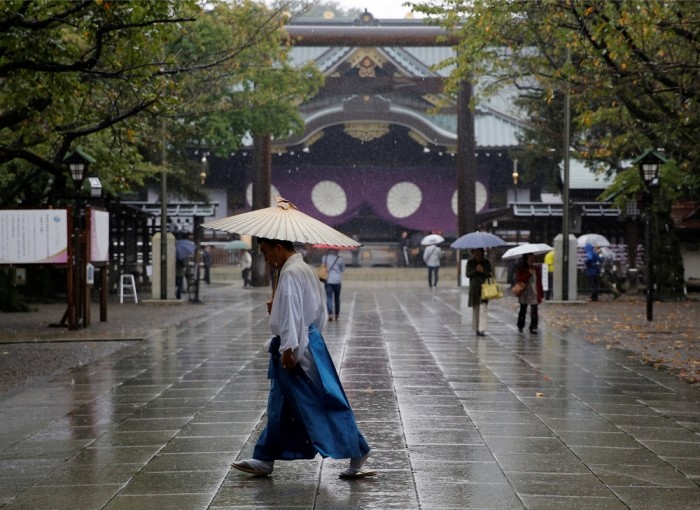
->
[[681, 245, 700, 280]]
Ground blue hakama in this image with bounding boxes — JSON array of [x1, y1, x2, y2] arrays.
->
[[253, 326, 370, 461]]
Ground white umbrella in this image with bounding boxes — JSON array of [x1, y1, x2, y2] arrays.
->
[[577, 233, 610, 247], [599, 246, 616, 263], [451, 231, 506, 250], [311, 244, 357, 251], [421, 234, 445, 246], [202, 197, 361, 248], [501, 243, 553, 260]]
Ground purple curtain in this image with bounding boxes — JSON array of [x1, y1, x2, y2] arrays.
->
[[249, 165, 489, 236]]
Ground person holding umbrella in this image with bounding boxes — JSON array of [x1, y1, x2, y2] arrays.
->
[[230, 237, 374, 479], [514, 253, 544, 333], [421, 233, 444, 288], [584, 242, 602, 301], [206, 198, 374, 479], [466, 248, 492, 336], [239, 249, 252, 288]]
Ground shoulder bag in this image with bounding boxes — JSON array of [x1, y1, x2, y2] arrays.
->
[[318, 255, 339, 283], [512, 281, 526, 298], [481, 278, 503, 300]]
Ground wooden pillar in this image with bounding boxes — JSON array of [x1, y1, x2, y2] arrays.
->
[[100, 265, 108, 322], [456, 79, 476, 236], [82, 206, 91, 327], [252, 133, 272, 287], [65, 205, 77, 330]]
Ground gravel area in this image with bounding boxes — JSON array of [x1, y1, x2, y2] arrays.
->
[[542, 295, 700, 385]]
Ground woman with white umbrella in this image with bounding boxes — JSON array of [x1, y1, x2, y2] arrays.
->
[[514, 253, 544, 333], [421, 234, 444, 288], [466, 248, 493, 336]]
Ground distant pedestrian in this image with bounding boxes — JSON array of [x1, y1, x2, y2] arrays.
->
[[398, 231, 409, 267], [202, 246, 211, 285], [175, 258, 186, 299], [584, 243, 602, 301], [351, 236, 360, 267], [599, 247, 621, 299], [240, 250, 252, 288], [466, 248, 492, 336], [515, 253, 543, 333], [321, 249, 345, 321], [423, 243, 442, 288], [544, 250, 554, 300]]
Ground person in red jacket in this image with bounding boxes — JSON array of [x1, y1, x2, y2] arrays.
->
[[514, 253, 544, 334]]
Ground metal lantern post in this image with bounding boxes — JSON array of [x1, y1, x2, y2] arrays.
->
[[633, 149, 666, 322], [64, 148, 95, 330], [191, 153, 209, 304]]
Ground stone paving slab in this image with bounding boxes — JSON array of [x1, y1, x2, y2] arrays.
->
[[0, 282, 698, 509]]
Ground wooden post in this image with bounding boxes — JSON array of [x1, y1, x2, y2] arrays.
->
[[100, 265, 108, 322], [252, 133, 272, 288]]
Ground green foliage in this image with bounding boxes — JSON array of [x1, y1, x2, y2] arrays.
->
[[604, 159, 687, 297], [0, 0, 323, 206], [410, 0, 700, 192], [410, 0, 700, 298], [653, 207, 685, 299]]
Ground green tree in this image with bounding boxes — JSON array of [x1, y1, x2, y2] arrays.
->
[[145, 0, 323, 199], [0, 0, 199, 204], [411, 0, 700, 297], [604, 159, 687, 297], [0, 0, 322, 206]]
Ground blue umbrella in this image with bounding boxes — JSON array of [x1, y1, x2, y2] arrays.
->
[[451, 231, 506, 250], [175, 239, 196, 260]]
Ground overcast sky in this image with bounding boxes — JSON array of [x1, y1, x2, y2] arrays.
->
[[331, 0, 422, 19]]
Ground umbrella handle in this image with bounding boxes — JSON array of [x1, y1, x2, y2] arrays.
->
[[270, 269, 280, 309]]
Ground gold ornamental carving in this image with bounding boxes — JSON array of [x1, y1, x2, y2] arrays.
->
[[358, 56, 376, 78], [344, 122, 390, 142]]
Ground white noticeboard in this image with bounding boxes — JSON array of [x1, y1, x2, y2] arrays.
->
[[460, 259, 469, 287], [90, 209, 110, 262], [0, 210, 69, 264], [541, 263, 549, 292]]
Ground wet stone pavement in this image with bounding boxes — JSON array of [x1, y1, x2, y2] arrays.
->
[[0, 282, 699, 509]]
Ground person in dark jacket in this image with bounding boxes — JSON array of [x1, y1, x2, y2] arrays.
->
[[466, 248, 492, 337], [202, 246, 211, 285], [584, 243, 602, 301], [514, 253, 544, 334]]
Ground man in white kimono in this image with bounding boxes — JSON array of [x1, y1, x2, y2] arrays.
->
[[232, 238, 375, 479]]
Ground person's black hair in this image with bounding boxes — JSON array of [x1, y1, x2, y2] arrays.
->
[[257, 238, 295, 252]]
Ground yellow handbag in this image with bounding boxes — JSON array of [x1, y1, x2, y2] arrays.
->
[[481, 278, 503, 300], [317, 264, 328, 282]]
